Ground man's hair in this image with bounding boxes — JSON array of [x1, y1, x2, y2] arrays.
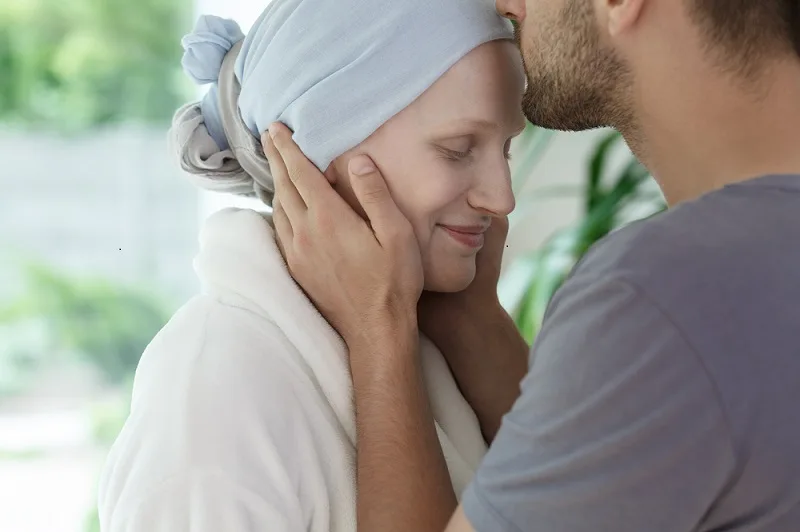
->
[[687, 0, 800, 76]]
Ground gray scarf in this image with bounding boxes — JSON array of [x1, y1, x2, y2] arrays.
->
[[168, 40, 275, 206]]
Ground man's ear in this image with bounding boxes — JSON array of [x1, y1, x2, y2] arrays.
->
[[598, 0, 646, 37]]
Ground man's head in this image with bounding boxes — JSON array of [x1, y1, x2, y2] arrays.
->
[[496, 0, 800, 133]]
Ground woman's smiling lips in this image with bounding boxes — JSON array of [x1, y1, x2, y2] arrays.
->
[[438, 223, 489, 249]]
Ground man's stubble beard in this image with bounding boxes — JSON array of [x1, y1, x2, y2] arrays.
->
[[515, 0, 635, 134]]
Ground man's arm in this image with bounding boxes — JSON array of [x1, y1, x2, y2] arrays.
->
[[418, 297, 528, 442], [349, 320, 458, 532]]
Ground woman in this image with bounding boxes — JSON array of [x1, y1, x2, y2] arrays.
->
[[98, 0, 525, 530]]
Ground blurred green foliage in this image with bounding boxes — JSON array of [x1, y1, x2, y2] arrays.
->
[[0, 320, 50, 396], [83, 387, 134, 532], [84, 510, 101, 532], [0, 0, 191, 130], [89, 380, 133, 445], [0, 261, 170, 384]]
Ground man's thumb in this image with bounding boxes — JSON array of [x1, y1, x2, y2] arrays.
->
[[348, 155, 402, 236]]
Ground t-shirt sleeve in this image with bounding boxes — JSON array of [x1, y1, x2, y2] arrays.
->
[[462, 275, 737, 532]]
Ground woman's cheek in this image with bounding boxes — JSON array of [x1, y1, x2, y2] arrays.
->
[[427, 170, 473, 209]]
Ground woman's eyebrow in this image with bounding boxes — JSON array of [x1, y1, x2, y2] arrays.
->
[[428, 120, 493, 142], [435, 118, 527, 137], [447, 118, 499, 131]]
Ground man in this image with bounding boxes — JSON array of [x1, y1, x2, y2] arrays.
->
[[264, 0, 800, 530]]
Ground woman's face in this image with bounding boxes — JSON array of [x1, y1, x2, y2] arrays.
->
[[328, 41, 526, 292]]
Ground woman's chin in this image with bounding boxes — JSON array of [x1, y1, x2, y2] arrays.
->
[[423, 264, 476, 293]]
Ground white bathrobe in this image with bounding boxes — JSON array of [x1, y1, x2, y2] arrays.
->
[[98, 208, 487, 532]]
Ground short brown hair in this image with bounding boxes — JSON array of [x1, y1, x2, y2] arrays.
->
[[687, 0, 800, 77]]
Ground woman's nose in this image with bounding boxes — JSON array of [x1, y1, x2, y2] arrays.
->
[[468, 164, 516, 218]]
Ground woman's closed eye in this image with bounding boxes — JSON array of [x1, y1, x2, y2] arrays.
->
[[437, 145, 473, 162], [436, 140, 514, 162]]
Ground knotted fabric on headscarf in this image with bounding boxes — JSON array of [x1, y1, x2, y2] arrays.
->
[[169, 0, 514, 206]]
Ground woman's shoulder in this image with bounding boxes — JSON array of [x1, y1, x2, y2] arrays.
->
[[136, 295, 290, 376], [99, 296, 353, 526], [115, 296, 345, 472], [133, 295, 322, 419]]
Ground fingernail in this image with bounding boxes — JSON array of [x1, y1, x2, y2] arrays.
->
[[350, 155, 375, 176], [268, 123, 279, 139]]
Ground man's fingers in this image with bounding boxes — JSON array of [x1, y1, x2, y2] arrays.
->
[[348, 155, 409, 243], [271, 198, 293, 263], [269, 122, 337, 207], [262, 131, 305, 223], [474, 215, 508, 280], [486, 216, 509, 252]]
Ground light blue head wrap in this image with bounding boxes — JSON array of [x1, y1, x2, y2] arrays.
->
[[170, 0, 514, 205]]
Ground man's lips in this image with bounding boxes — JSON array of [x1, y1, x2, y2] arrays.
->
[[439, 224, 489, 248]]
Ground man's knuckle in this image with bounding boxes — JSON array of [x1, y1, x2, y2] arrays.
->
[[360, 186, 385, 204], [271, 128, 286, 147], [282, 162, 299, 183], [295, 227, 313, 251]]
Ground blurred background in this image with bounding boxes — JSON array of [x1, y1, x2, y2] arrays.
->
[[0, 0, 664, 530]]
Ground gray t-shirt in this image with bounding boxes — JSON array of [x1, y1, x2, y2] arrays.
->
[[463, 174, 800, 531]]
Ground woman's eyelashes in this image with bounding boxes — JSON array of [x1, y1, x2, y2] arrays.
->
[[438, 146, 473, 162], [434, 136, 516, 163]]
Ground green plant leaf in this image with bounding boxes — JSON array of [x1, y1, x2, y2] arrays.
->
[[586, 130, 623, 211]]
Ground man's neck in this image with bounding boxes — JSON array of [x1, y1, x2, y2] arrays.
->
[[624, 56, 800, 206]]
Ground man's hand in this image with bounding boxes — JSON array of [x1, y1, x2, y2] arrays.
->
[[263, 123, 424, 350]]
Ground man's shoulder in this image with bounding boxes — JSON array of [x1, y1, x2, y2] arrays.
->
[[576, 175, 800, 287], [576, 204, 723, 283], [572, 195, 756, 307]]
